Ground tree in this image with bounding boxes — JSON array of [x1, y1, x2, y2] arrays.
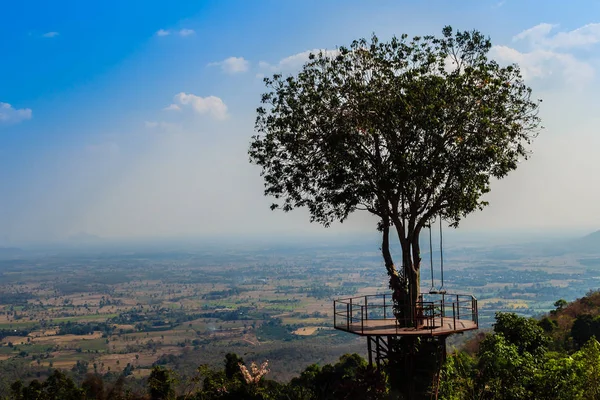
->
[[249, 27, 541, 318], [224, 352, 244, 380], [571, 314, 600, 348], [476, 334, 536, 399], [493, 312, 549, 357], [148, 366, 176, 400]]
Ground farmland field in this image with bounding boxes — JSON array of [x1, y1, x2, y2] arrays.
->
[[1, 234, 599, 390]]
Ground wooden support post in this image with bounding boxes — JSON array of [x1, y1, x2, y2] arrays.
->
[[375, 337, 381, 369], [367, 336, 373, 367]]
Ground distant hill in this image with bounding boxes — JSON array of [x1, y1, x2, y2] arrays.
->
[[578, 229, 600, 248], [532, 229, 600, 257]]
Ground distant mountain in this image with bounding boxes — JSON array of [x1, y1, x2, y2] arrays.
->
[[580, 230, 600, 245], [553, 229, 600, 257], [566, 229, 600, 255]]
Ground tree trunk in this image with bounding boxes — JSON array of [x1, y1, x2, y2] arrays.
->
[[390, 215, 422, 327], [380, 216, 404, 312]]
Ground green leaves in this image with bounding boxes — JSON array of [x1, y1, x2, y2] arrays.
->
[[249, 27, 541, 232], [493, 312, 550, 357]]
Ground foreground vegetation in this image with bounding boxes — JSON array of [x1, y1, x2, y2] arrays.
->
[[5, 290, 600, 399]]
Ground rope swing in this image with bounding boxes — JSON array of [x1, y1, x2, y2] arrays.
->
[[428, 217, 446, 295]]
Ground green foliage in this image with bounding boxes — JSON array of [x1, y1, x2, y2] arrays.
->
[[572, 338, 600, 399], [224, 353, 244, 380], [289, 354, 386, 400], [440, 305, 600, 400], [554, 299, 568, 311], [533, 353, 584, 400], [476, 334, 536, 399], [250, 27, 540, 231], [437, 351, 476, 400], [148, 366, 176, 400], [10, 370, 85, 400], [493, 312, 549, 356], [571, 314, 600, 348], [538, 317, 558, 333]]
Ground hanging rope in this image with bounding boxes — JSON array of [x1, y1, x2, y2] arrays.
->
[[439, 217, 444, 292], [429, 221, 434, 291], [428, 217, 446, 295]]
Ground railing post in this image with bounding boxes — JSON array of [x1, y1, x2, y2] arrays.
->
[[456, 295, 460, 320], [365, 296, 368, 320], [442, 293, 445, 318], [452, 303, 456, 330], [346, 303, 350, 331], [333, 300, 336, 327], [350, 298, 353, 324]]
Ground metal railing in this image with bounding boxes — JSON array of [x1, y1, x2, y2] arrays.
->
[[333, 293, 478, 336]]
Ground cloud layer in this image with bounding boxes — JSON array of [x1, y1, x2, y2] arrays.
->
[[166, 93, 228, 120], [514, 23, 600, 49], [208, 57, 249, 74], [156, 29, 195, 37], [259, 49, 340, 72], [0, 102, 32, 125], [490, 23, 599, 88]]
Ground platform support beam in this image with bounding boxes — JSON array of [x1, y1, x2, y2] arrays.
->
[[366, 334, 449, 400]]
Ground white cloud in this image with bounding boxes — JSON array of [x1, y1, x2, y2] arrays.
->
[[490, 45, 594, 87], [172, 93, 228, 120], [259, 49, 340, 72], [513, 23, 556, 47], [548, 23, 600, 49], [0, 102, 32, 125], [514, 23, 600, 50], [489, 23, 600, 88], [42, 31, 59, 38], [208, 56, 249, 74], [178, 29, 195, 37], [156, 29, 194, 37], [163, 104, 181, 111]]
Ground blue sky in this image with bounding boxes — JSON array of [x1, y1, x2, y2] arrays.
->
[[1, 0, 600, 244]]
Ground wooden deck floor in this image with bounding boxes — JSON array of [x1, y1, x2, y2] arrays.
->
[[337, 317, 478, 336]]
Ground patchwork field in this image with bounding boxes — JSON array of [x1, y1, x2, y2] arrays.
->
[[1, 237, 598, 386]]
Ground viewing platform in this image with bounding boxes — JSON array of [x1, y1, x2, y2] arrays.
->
[[333, 293, 478, 337]]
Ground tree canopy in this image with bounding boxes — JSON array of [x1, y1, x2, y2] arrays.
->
[[249, 26, 541, 310]]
